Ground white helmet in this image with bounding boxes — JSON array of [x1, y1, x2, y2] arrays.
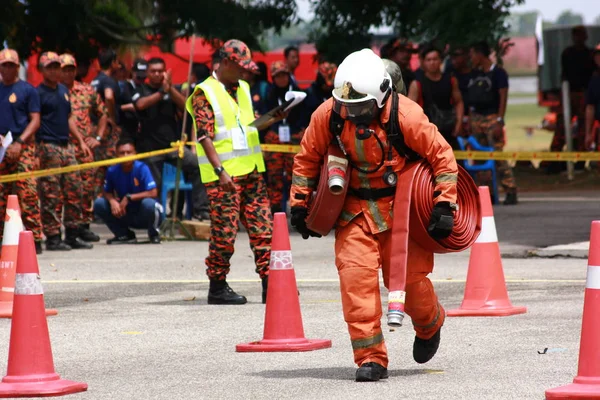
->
[[332, 49, 392, 124]]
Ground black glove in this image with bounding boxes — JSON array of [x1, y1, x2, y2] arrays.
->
[[290, 206, 322, 240], [427, 202, 454, 240]]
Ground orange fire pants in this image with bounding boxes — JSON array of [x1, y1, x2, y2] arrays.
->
[[335, 214, 445, 368]]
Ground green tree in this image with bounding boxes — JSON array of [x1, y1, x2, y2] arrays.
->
[[307, 0, 526, 64], [594, 14, 600, 25], [508, 11, 540, 37], [555, 10, 584, 26], [0, 0, 296, 64]]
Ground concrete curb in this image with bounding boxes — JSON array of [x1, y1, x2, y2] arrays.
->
[[526, 241, 589, 259]]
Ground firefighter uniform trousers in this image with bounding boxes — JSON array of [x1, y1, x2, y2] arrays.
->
[[37, 142, 83, 237], [204, 170, 272, 280], [264, 130, 295, 210], [0, 142, 43, 242], [470, 112, 517, 192], [335, 214, 444, 368]]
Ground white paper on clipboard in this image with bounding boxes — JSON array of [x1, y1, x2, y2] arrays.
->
[[283, 91, 307, 112], [0, 131, 13, 164]]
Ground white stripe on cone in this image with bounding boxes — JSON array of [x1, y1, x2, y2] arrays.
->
[[14, 273, 44, 295], [2, 209, 23, 246], [475, 216, 498, 244], [586, 266, 600, 289], [269, 250, 293, 270]]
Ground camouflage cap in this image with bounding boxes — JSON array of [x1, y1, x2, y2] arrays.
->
[[318, 62, 337, 86], [382, 59, 405, 95], [270, 60, 289, 76], [60, 54, 77, 68], [39, 51, 61, 68], [219, 39, 258, 72], [0, 49, 19, 65]]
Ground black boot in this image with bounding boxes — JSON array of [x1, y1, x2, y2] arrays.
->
[[503, 191, 518, 205], [207, 280, 247, 305], [46, 234, 71, 251], [262, 276, 268, 304], [35, 241, 43, 255], [355, 362, 389, 382], [413, 327, 441, 364], [79, 224, 100, 242], [65, 227, 93, 250]]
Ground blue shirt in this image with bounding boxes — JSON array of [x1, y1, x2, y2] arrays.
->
[[36, 83, 71, 142], [104, 161, 157, 211], [0, 80, 40, 138]]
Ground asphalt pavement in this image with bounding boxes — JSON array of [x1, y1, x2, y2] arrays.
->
[[0, 191, 597, 399]]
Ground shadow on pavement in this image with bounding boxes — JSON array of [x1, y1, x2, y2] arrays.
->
[[250, 367, 426, 381]]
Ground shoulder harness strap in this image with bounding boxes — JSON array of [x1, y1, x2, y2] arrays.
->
[[386, 93, 422, 161]]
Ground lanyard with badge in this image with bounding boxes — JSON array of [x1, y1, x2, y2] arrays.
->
[[213, 72, 248, 150], [277, 85, 292, 143]]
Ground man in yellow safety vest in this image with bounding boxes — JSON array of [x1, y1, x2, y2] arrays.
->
[[185, 39, 272, 305]]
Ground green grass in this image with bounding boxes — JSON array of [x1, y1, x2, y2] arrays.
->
[[504, 103, 551, 152]]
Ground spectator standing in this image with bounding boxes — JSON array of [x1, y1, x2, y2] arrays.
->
[[93, 138, 163, 244], [263, 61, 307, 214], [584, 45, 600, 150], [284, 46, 300, 86], [119, 58, 148, 146], [467, 42, 517, 205], [132, 57, 209, 221], [305, 62, 337, 117], [36, 52, 94, 250], [59, 54, 108, 243], [447, 46, 474, 133], [0, 49, 43, 253], [384, 38, 417, 92], [91, 49, 122, 190], [408, 46, 464, 149], [186, 39, 272, 305]]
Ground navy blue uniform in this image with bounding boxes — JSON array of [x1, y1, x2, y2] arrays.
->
[[36, 83, 71, 143], [0, 80, 40, 138]]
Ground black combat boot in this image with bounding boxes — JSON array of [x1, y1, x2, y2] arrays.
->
[[413, 327, 441, 364], [207, 279, 247, 305], [503, 190, 518, 206], [46, 234, 71, 251], [355, 362, 389, 382], [65, 227, 93, 250], [262, 276, 268, 304], [35, 241, 43, 255], [79, 224, 100, 242]]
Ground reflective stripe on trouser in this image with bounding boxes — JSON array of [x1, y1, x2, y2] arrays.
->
[[470, 113, 517, 191], [76, 149, 98, 225], [335, 214, 445, 368], [38, 143, 83, 236], [205, 170, 272, 279], [0, 142, 43, 241]]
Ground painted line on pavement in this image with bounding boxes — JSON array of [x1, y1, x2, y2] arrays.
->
[[41, 278, 587, 284]]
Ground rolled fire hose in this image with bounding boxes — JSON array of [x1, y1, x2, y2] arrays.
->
[[306, 150, 482, 327], [387, 160, 482, 327]]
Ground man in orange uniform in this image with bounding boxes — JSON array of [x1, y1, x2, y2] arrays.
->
[[290, 49, 458, 382]]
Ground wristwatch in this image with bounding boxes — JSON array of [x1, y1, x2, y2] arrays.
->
[[125, 194, 132, 201], [95, 135, 102, 142], [14, 137, 24, 144], [496, 117, 504, 124], [214, 166, 225, 176]]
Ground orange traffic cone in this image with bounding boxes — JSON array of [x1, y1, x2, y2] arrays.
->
[[545, 221, 600, 399], [236, 212, 332, 352], [0, 195, 57, 318], [447, 186, 527, 317], [0, 231, 87, 397]]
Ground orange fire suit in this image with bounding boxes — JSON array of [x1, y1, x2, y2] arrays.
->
[[290, 95, 458, 368]]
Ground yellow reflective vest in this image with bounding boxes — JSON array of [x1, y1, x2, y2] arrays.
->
[[185, 77, 265, 183]]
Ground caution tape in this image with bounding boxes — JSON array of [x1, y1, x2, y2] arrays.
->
[[259, 144, 600, 162], [0, 146, 178, 184]]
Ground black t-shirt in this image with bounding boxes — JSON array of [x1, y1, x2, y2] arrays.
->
[[586, 75, 600, 122], [132, 84, 179, 152], [420, 73, 453, 111], [91, 71, 121, 124], [118, 80, 139, 136], [467, 65, 509, 115], [562, 46, 595, 92], [36, 83, 71, 142], [402, 68, 416, 93]]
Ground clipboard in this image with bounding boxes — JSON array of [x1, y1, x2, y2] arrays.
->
[[249, 99, 293, 131]]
